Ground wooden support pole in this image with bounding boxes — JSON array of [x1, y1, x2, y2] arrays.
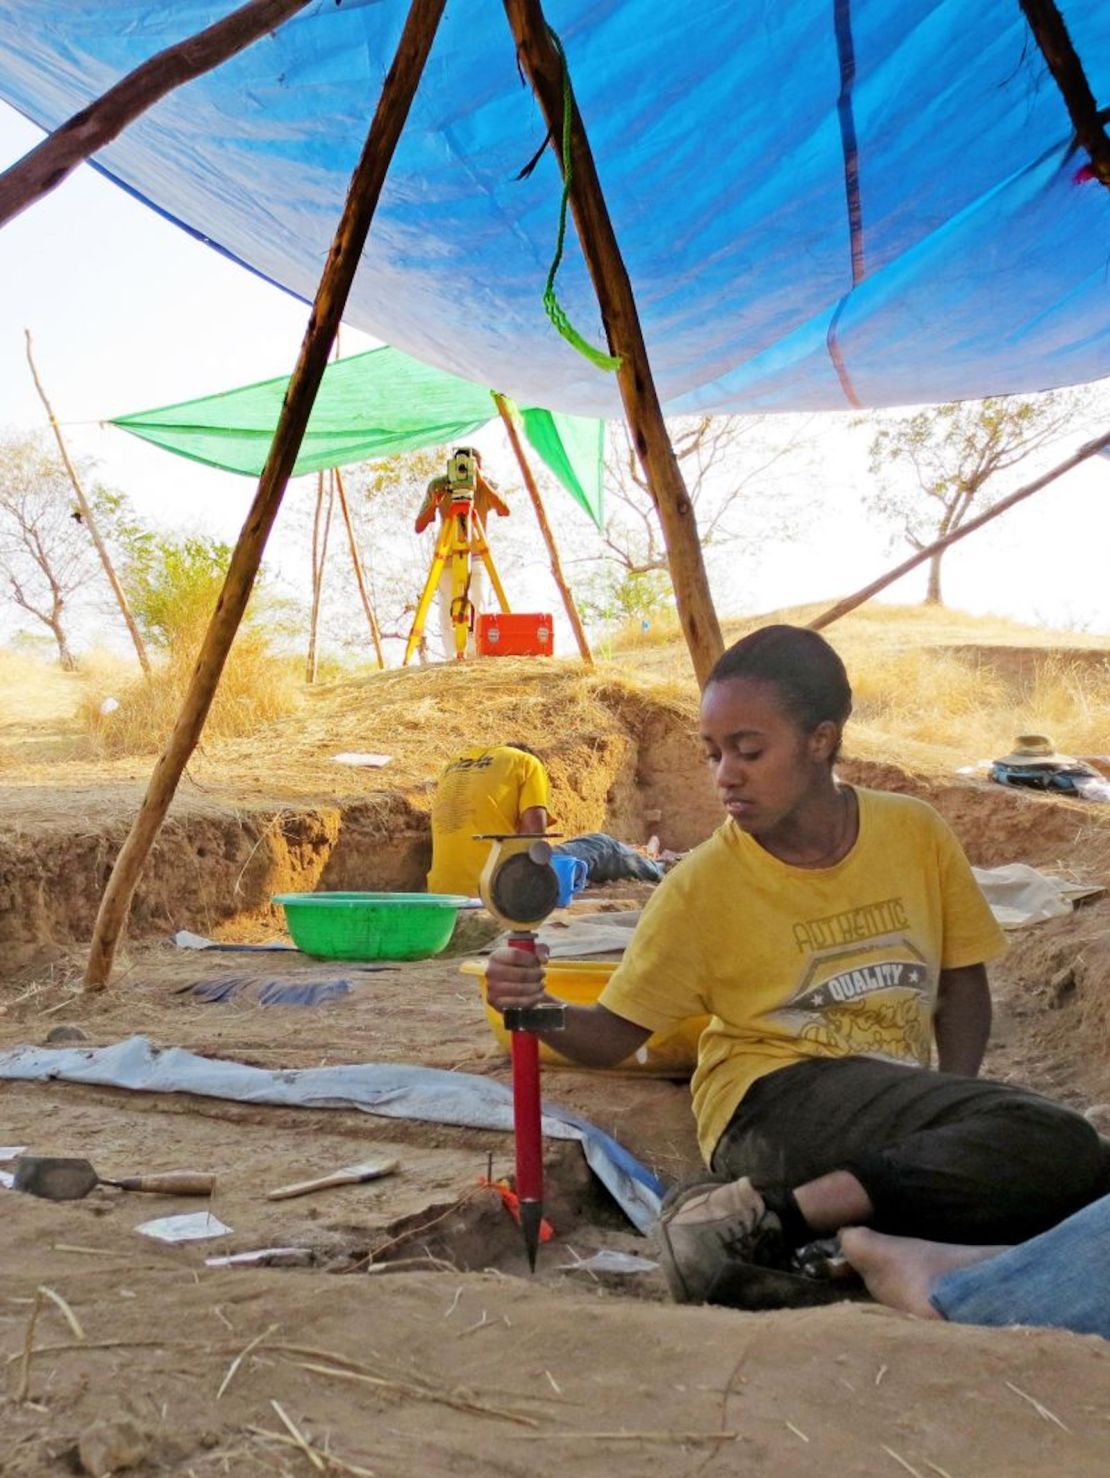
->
[[24, 330, 152, 676], [84, 0, 448, 990], [0, 0, 314, 228], [808, 427, 1110, 632], [1019, 0, 1110, 187], [305, 469, 334, 684], [492, 393, 593, 664], [502, 0, 723, 687], [334, 466, 386, 669]]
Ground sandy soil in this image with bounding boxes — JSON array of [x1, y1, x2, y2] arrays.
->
[[4, 631, 1110, 1474], [3, 880, 1110, 1476]]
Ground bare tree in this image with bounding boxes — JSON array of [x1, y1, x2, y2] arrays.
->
[[0, 431, 107, 668], [865, 392, 1085, 605], [25, 331, 151, 674], [580, 414, 811, 628]]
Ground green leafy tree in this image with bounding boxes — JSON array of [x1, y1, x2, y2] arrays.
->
[[122, 532, 237, 647], [865, 392, 1083, 606], [577, 565, 674, 633]]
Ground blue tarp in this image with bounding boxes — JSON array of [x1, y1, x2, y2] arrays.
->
[[0, 2, 1108, 414]]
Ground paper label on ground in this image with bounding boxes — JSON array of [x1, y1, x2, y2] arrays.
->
[[135, 1211, 231, 1243]]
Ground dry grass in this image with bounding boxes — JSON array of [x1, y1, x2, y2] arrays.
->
[[76, 633, 301, 757], [850, 648, 1110, 759], [0, 647, 80, 719], [1023, 655, 1110, 756], [4, 603, 1110, 786], [851, 648, 1011, 748], [276, 656, 662, 782], [605, 603, 1110, 765]]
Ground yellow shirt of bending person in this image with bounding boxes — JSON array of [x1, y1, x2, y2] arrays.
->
[[427, 745, 551, 897], [600, 788, 1006, 1163]]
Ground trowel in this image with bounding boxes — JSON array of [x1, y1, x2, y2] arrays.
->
[[12, 1155, 216, 1201]]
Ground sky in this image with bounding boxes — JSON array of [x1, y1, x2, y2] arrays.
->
[[2, 99, 1109, 665]]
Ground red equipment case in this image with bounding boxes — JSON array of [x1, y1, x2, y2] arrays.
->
[[475, 612, 554, 657]]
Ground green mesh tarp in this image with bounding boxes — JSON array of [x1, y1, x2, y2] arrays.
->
[[111, 345, 604, 528]]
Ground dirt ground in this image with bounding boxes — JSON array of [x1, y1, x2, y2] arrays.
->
[[4, 640, 1110, 1475], [4, 895, 1110, 1478]]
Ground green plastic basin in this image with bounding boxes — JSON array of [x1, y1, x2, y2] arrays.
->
[[272, 892, 472, 961]]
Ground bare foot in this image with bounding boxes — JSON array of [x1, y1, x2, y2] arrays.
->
[[839, 1227, 1008, 1319]]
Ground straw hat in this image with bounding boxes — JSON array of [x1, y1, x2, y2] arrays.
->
[[994, 734, 1077, 767]]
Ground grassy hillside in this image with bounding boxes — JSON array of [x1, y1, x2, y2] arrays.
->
[[2, 604, 1109, 797]]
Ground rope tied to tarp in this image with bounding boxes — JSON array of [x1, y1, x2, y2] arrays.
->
[[541, 26, 622, 374]]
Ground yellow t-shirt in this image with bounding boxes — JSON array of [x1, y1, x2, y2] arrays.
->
[[599, 788, 1007, 1163], [427, 746, 551, 896]]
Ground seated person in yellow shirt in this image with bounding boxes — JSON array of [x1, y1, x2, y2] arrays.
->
[[426, 743, 550, 897], [484, 625, 1109, 1308]]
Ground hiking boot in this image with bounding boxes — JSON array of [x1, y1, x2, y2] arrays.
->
[[653, 1177, 789, 1305]]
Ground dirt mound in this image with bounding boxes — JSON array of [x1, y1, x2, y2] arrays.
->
[[5, 648, 1110, 972], [4, 1251, 1109, 1475], [0, 662, 716, 969], [840, 757, 1110, 873], [987, 895, 1110, 1110], [4, 622, 1110, 1474]]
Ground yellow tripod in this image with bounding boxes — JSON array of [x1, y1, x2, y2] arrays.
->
[[404, 493, 511, 664]]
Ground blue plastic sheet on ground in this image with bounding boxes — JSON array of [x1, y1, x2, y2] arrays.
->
[[1, 4, 1108, 413], [185, 975, 356, 1006], [0, 1036, 664, 1232]]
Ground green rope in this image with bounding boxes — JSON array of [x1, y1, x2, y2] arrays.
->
[[541, 27, 622, 374]]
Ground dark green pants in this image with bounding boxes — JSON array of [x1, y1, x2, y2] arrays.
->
[[711, 1056, 1108, 1244]]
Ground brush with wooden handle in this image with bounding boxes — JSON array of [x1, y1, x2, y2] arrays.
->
[[266, 1157, 400, 1201]]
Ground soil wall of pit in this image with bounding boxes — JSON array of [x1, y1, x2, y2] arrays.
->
[[3, 689, 1105, 971], [0, 698, 712, 967]]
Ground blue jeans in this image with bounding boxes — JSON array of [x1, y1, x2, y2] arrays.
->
[[931, 1193, 1110, 1338]]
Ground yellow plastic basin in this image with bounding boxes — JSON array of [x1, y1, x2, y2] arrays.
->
[[461, 958, 707, 1078]]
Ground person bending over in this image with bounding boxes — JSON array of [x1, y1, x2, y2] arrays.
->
[[427, 743, 663, 897], [427, 743, 549, 897], [484, 625, 1108, 1307]]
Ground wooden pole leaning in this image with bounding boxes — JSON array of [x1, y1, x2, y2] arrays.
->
[[83, 0, 448, 989], [24, 330, 152, 677], [808, 427, 1110, 633], [334, 467, 386, 669], [502, 0, 723, 687], [1019, 0, 1110, 188], [0, 0, 315, 229], [305, 469, 334, 684], [492, 393, 593, 664]]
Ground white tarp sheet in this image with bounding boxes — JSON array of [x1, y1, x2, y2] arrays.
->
[[0, 1036, 662, 1233], [973, 863, 1103, 930]]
